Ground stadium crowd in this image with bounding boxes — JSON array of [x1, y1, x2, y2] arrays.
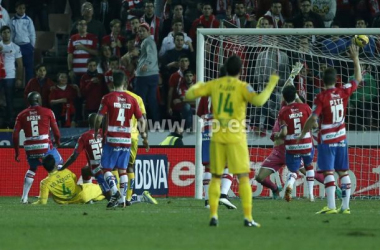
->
[[0, 0, 379, 131]]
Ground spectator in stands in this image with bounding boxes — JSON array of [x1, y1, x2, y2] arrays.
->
[[135, 23, 160, 123], [172, 69, 195, 129], [24, 64, 54, 108], [167, 54, 190, 116], [225, 1, 256, 28], [121, 0, 145, 26], [25, 0, 49, 31], [104, 56, 131, 89], [80, 58, 108, 117], [281, 19, 295, 43], [256, 16, 272, 28], [189, 2, 220, 45], [256, 0, 291, 19], [321, 21, 347, 55], [184, 0, 203, 22], [49, 72, 80, 128], [334, 0, 355, 28], [162, 3, 192, 39], [125, 16, 141, 37], [102, 19, 126, 57], [140, 1, 162, 45], [97, 45, 112, 74], [71, 2, 106, 43], [92, 0, 122, 34], [312, 0, 337, 28], [349, 64, 377, 130], [263, 0, 285, 28], [120, 35, 139, 88], [293, 0, 325, 28], [215, 0, 232, 20], [159, 125, 184, 146], [313, 61, 342, 96], [0, 25, 23, 128], [0, 0, 10, 36], [10, 1, 36, 86], [67, 18, 99, 85], [159, 19, 192, 57]]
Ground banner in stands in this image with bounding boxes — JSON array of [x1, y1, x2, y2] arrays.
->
[[0, 147, 379, 197], [0, 129, 12, 146]]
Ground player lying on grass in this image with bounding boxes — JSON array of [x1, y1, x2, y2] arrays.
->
[[33, 154, 105, 204], [13, 92, 63, 204], [276, 85, 314, 202], [186, 55, 279, 227], [297, 42, 362, 214], [198, 65, 236, 210], [60, 113, 111, 200]]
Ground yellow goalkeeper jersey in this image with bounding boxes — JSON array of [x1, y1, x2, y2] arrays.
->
[[125, 91, 146, 140], [33, 169, 82, 205], [186, 75, 279, 144]]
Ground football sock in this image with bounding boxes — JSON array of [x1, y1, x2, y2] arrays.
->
[[314, 172, 325, 184], [260, 176, 278, 192], [239, 176, 253, 222], [22, 170, 35, 202], [340, 174, 351, 210], [305, 166, 315, 197], [324, 174, 336, 209], [127, 173, 135, 201], [119, 173, 128, 204], [95, 172, 110, 194], [208, 177, 221, 219], [221, 169, 233, 196], [104, 171, 118, 195], [286, 172, 297, 189], [203, 171, 211, 200]]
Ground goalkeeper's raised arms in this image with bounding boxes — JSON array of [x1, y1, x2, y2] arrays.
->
[[283, 62, 304, 89]]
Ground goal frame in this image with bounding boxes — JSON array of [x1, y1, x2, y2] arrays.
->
[[194, 28, 380, 199]]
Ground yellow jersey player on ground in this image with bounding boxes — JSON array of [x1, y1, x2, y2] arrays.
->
[[185, 55, 279, 227], [32, 154, 105, 204]]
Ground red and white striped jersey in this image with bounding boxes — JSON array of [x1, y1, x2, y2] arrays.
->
[[98, 91, 142, 147], [67, 33, 98, 75], [74, 129, 103, 168], [279, 102, 313, 155], [197, 96, 213, 132], [313, 80, 359, 144], [13, 106, 60, 158]]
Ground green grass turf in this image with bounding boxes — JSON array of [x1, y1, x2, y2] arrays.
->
[[0, 197, 379, 250]]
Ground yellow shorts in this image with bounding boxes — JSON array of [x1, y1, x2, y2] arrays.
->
[[129, 138, 138, 165], [210, 141, 250, 175]]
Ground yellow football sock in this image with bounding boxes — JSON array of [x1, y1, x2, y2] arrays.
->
[[209, 177, 221, 219], [239, 176, 253, 221], [127, 173, 135, 201]]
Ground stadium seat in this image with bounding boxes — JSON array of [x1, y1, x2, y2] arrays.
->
[[48, 14, 71, 35], [35, 31, 55, 51]]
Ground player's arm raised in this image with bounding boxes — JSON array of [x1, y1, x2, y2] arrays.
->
[[185, 81, 211, 101], [349, 42, 362, 82], [245, 74, 279, 106]]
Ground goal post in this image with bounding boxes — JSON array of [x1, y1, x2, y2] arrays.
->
[[195, 28, 380, 199]]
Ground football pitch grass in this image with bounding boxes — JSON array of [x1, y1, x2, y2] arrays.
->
[[0, 197, 379, 250]]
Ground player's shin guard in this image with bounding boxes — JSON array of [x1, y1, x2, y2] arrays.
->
[[22, 170, 35, 202], [305, 166, 315, 198], [208, 177, 221, 219], [104, 171, 118, 195], [239, 176, 253, 222], [221, 168, 233, 196], [119, 173, 128, 204], [127, 173, 135, 201], [340, 175, 351, 210], [94, 172, 110, 194], [203, 170, 211, 200], [324, 174, 336, 209]]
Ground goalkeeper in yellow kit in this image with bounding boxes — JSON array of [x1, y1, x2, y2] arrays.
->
[[33, 154, 104, 205], [185, 55, 279, 227]]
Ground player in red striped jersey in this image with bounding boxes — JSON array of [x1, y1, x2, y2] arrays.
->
[[298, 43, 362, 214], [13, 92, 62, 204], [60, 113, 111, 200], [94, 70, 147, 208], [277, 85, 314, 202]]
